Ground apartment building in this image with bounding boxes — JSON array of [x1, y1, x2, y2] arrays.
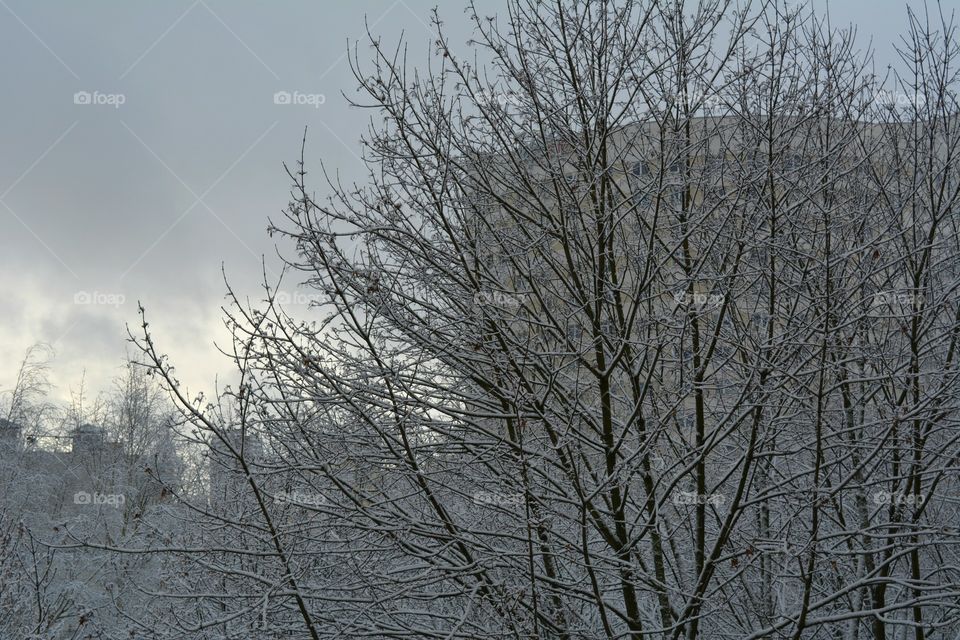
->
[[0, 418, 171, 518]]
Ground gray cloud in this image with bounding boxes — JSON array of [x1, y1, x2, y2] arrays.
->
[[0, 0, 913, 402]]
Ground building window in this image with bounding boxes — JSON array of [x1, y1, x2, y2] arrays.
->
[[468, 195, 497, 218], [631, 191, 651, 209], [705, 153, 725, 173], [666, 188, 683, 207], [751, 312, 771, 330]]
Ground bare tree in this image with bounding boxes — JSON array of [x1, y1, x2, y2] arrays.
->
[[1, 343, 56, 434], [0, 348, 191, 639], [119, 1, 960, 638]]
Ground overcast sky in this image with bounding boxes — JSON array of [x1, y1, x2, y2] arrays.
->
[[0, 0, 931, 408]]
